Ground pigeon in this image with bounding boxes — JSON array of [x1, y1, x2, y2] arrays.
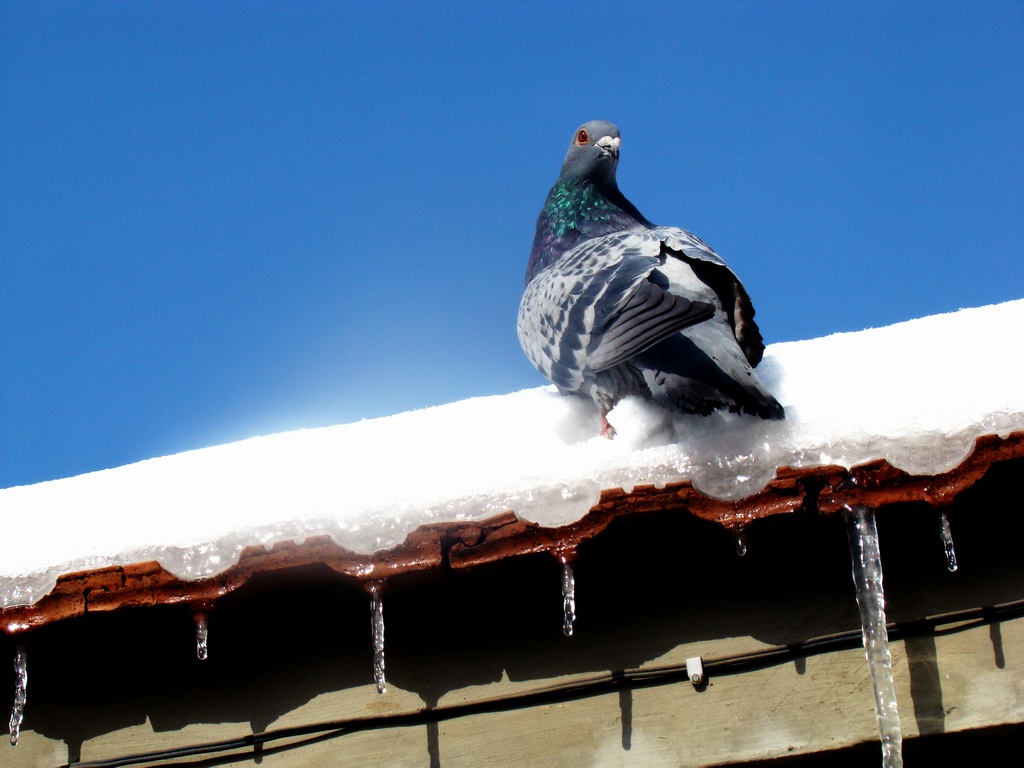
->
[[517, 120, 784, 437]]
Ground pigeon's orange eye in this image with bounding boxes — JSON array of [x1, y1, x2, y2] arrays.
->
[[576, 129, 589, 145]]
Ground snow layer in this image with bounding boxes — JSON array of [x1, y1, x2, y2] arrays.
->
[[2, 300, 1023, 608]]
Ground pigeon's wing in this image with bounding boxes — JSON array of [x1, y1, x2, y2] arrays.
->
[[586, 267, 714, 372], [654, 226, 766, 367], [517, 230, 713, 391]]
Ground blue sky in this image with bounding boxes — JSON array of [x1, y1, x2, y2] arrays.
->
[[2, 1, 1022, 488]]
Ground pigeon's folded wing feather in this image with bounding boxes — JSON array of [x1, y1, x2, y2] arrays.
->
[[588, 278, 714, 371]]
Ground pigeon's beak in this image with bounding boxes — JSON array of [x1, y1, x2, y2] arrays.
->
[[596, 135, 620, 160]]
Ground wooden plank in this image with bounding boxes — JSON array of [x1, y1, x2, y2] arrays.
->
[[10, 616, 1018, 767]]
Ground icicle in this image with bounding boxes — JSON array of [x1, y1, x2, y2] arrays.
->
[[560, 558, 576, 637], [553, 549, 578, 637], [732, 526, 748, 557], [844, 505, 903, 768], [368, 582, 386, 694], [191, 603, 213, 660], [9, 646, 26, 747], [195, 613, 210, 660], [938, 511, 958, 572]]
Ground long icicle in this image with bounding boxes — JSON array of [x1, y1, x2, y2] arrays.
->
[[9, 645, 26, 746], [938, 510, 958, 572], [555, 548, 578, 637], [560, 558, 576, 637], [844, 505, 903, 768], [369, 582, 386, 694]]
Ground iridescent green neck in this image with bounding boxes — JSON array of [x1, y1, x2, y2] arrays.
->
[[526, 174, 651, 284], [544, 180, 618, 237]]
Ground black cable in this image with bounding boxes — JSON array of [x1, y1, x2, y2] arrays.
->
[[60, 597, 1024, 768]]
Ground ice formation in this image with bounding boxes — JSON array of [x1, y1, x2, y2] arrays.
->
[[560, 559, 576, 637], [195, 613, 210, 661], [845, 505, 903, 768], [732, 527, 749, 557], [1, 300, 1023, 609], [8, 647, 26, 746], [369, 583, 386, 695], [938, 511, 958, 572]]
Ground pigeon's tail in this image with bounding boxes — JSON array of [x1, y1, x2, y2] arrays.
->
[[635, 328, 785, 420]]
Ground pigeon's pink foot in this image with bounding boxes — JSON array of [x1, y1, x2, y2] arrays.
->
[[599, 413, 616, 439]]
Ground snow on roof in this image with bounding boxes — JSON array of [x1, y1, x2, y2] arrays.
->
[[2, 300, 1023, 609]]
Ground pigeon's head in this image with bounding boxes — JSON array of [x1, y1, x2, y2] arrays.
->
[[559, 120, 622, 183]]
